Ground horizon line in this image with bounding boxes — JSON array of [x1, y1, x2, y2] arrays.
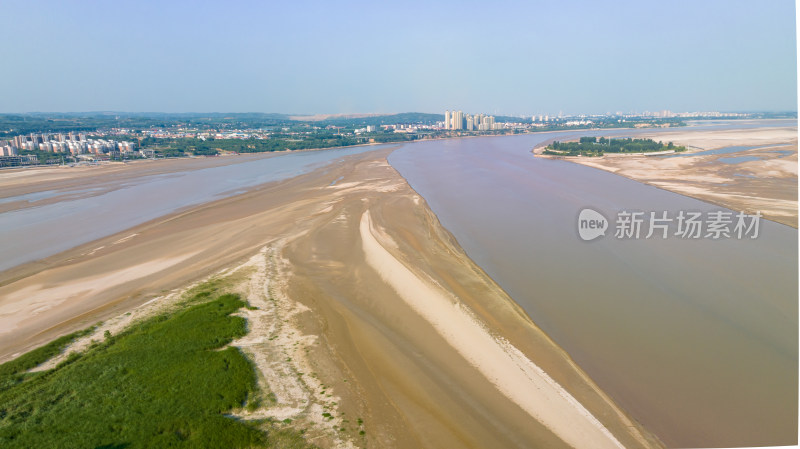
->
[[1, 109, 797, 116]]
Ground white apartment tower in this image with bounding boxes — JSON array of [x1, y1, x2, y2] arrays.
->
[[452, 110, 463, 130]]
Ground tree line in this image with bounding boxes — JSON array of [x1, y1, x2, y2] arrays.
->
[[544, 137, 686, 156]]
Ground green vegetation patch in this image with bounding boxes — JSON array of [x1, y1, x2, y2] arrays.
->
[[140, 132, 417, 158], [544, 136, 686, 157], [0, 292, 313, 449], [0, 328, 94, 391]]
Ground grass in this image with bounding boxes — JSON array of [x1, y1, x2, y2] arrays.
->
[[0, 327, 94, 391], [0, 291, 316, 449]]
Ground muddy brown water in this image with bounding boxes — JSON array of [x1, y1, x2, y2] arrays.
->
[[388, 130, 797, 447]]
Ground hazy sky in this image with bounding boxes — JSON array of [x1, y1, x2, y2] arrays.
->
[[1, 0, 796, 115]]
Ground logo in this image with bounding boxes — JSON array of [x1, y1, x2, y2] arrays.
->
[[575, 208, 760, 241], [578, 208, 608, 241]]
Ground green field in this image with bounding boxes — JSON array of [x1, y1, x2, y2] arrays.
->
[[0, 290, 313, 449]]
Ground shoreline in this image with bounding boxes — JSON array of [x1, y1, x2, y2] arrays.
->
[[3, 117, 793, 180], [532, 126, 798, 227], [0, 121, 697, 184], [359, 210, 626, 449]]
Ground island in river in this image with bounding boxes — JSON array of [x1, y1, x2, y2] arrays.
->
[[543, 136, 687, 157], [536, 124, 798, 227]]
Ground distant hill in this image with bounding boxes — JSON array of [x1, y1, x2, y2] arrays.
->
[[494, 115, 529, 123], [288, 113, 387, 122], [0, 112, 297, 136], [314, 112, 444, 127]]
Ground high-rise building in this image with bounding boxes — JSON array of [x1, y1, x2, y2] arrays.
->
[[477, 115, 495, 131], [452, 110, 464, 130], [443, 109, 506, 132]]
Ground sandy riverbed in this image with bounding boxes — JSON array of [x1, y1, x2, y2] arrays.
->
[[0, 149, 660, 448], [536, 126, 798, 227]]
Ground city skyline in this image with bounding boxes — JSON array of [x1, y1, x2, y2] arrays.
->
[[0, 0, 797, 114]]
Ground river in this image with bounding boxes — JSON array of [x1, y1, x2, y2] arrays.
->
[[0, 144, 393, 271], [387, 129, 797, 447]]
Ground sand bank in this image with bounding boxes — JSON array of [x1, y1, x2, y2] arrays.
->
[[536, 126, 798, 227], [360, 211, 623, 449]]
